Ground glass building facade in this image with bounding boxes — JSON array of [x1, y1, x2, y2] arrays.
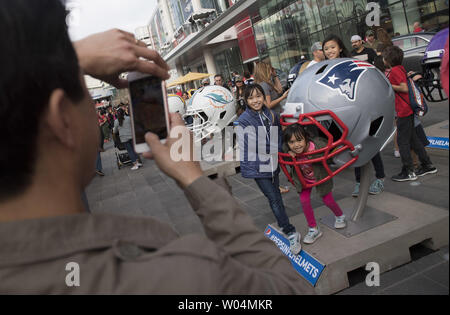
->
[[214, 46, 246, 81], [252, 0, 449, 75]]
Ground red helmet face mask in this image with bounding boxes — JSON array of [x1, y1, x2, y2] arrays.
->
[[279, 110, 358, 189]]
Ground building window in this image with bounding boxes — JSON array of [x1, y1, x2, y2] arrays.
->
[[304, 0, 322, 33], [318, 0, 339, 28], [404, 0, 439, 32], [214, 47, 244, 82]]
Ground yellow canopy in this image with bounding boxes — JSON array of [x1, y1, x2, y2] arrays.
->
[[167, 72, 212, 87]]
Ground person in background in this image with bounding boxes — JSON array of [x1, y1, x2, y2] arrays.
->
[[201, 78, 210, 87], [364, 30, 379, 50], [234, 75, 246, 117], [323, 34, 351, 59], [100, 109, 111, 143], [214, 74, 230, 91], [441, 36, 449, 97], [376, 28, 393, 47], [383, 45, 437, 181], [176, 86, 183, 97], [253, 62, 290, 195], [182, 91, 189, 101], [254, 62, 289, 114], [231, 71, 239, 90], [0, 0, 316, 295], [298, 42, 325, 75], [413, 22, 424, 33], [113, 108, 142, 171], [97, 110, 106, 151], [351, 35, 377, 65], [96, 151, 104, 176]]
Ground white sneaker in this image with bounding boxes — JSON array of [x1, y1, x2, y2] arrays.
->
[[394, 150, 400, 158], [288, 232, 302, 255], [303, 227, 322, 244], [136, 162, 143, 167], [334, 215, 347, 229], [131, 164, 139, 171]]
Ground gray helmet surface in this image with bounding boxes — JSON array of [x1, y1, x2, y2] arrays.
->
[[285, 58, 395, 167]]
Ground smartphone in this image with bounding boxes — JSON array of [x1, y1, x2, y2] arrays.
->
[[128, 72, 170, 154]]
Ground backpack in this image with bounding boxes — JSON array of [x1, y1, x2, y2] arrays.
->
[[399, 69, 429, 116]]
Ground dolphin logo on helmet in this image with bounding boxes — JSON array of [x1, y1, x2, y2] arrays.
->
[[204, 92, 233, 105]]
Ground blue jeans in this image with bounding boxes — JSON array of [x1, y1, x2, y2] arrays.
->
[[255, 175, 295, 235], [124, 140, 139, 163], [354, 152, 385, 182], [96, 152, 102, 171]]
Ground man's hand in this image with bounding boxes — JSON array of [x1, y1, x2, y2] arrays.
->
[[143, 113, 203, 189], [73, 29, 170, 89]]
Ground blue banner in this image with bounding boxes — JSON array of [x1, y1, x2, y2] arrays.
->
[[264, 225, 325, 287], [427, 137, 449, 150]]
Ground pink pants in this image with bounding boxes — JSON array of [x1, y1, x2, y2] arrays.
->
[[300, 188, 343, 228]]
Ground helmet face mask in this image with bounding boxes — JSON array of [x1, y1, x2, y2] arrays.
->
[[280, 110, 358, 189], [184, 86, 236, 141], [280, 58, 396, 187]]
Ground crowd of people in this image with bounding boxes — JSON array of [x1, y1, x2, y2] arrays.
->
[[233, 30, 439, 251], [94, 28, 439, 251], [95, 102, 141, 175]]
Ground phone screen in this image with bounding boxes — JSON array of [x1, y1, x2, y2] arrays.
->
[[129, 76, 168, 144]]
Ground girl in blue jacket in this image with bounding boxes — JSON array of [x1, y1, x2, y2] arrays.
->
[[236, 84, 301, 255]]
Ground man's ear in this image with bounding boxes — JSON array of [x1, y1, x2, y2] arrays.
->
[[44, 89, 76, 149]]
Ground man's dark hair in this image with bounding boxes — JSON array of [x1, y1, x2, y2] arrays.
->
[[0, 0, 84, 201], [382, 45, 404, 67], [323, 34, 351, 58], [214, 74, 223, 79]]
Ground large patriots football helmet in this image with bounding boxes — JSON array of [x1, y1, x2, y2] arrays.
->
[[418, 28, 449, 102], [280, 58, 395, 188], [184, 85, 236, 140], [168, 94, 186, 116]]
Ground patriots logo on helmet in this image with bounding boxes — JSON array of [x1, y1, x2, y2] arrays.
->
[[317, 60, 375, 101]]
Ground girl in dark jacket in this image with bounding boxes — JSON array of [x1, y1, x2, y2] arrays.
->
[[236, 84, 301, 255], [283, 124, 346, 245]]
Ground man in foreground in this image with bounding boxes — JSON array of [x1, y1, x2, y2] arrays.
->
[[0, 0, 313, 295]]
